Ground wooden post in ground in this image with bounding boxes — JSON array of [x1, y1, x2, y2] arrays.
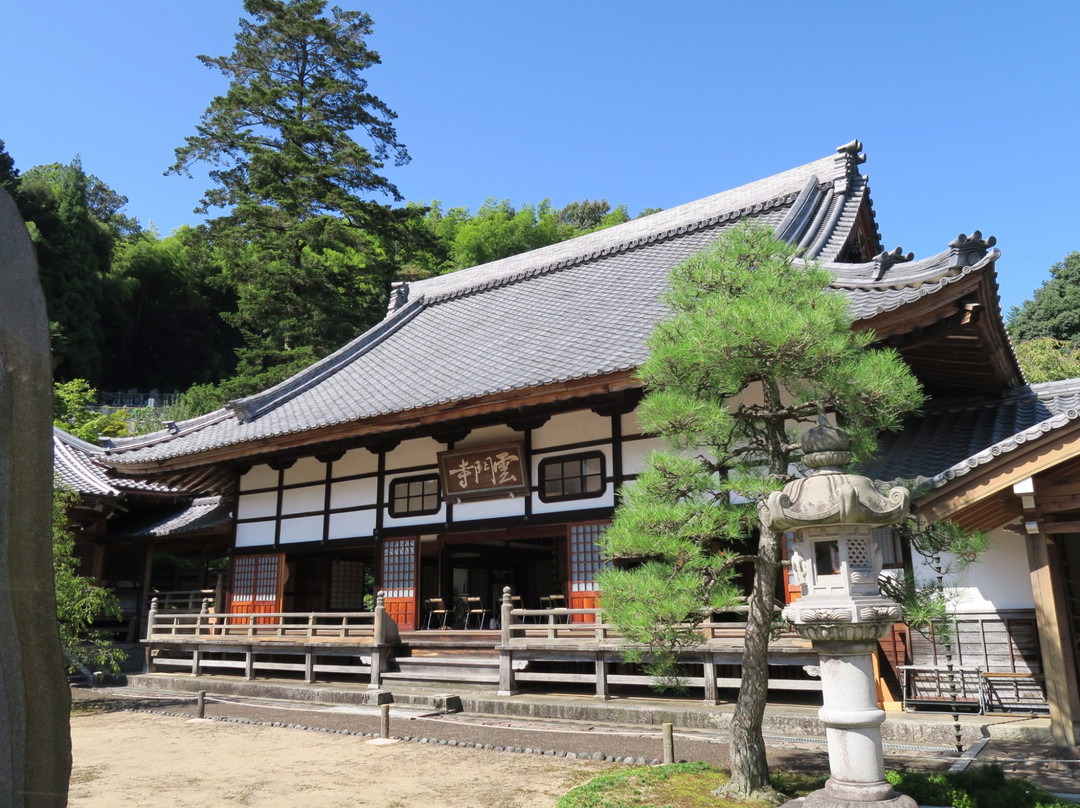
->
[[662, 723, 674, 764], [370, 591, 387, 689], [380, 703, 390, 738], [1027, 530, 1080, 745], [498, 587, 517, 696], [0, 187, 71, 807], [594, 651, 609, 700]]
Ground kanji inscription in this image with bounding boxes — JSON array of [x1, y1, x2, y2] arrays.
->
[[438, 442, 529, 501]]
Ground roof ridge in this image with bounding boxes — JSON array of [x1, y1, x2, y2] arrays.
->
[[105, 407, 235, 454], [228, 296, 429, 424], [423, 192, 801, 307]]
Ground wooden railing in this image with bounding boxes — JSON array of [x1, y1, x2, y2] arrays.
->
[[143, 593, 398, 687], [494, 587, 819, 703], [147, 589, 216, 613], [142, 588, 820, 702]]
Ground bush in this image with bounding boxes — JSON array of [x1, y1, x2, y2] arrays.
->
[[887, 765, 1070, 808]]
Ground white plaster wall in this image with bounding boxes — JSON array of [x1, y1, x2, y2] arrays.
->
[[283, 456, 325, 485], [453, 496, 526, 521], [455, 424, 517, 449], [621, 437, 665, 476], [239, 464, 278, 491], [384, 504, 447, 529], [328, 510, 376, 541], [334, 448, 377, 477], [235, 521, 275, 547], [386, 436, 444, 470], [237, 491, 277, 520], [279, 514, 323, 544], [280, 484, 325, 515], [911, 526, 1034, 612], [532, 410, 610, 450], [331, 477, 378, 510]]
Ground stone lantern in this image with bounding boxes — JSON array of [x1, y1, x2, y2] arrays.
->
[[759, 420, 916, 808]]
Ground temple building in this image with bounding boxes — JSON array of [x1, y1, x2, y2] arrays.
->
[[74, 142, 1080, 742]]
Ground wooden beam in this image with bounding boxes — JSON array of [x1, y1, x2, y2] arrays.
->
[[1026, 531, 1080, 745], [1038, 520, 1080, 535], [918, 420, 1080, 523], [1035, 493, 1080, 515], [109, 370, 642, 476]]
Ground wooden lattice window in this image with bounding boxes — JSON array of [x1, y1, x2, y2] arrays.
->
[[389, 475, 440, 517], [569, 522, 609, 593], [539, 452, 605, 502], [330, 560, 369, 610], [383, 538, 416, 598]]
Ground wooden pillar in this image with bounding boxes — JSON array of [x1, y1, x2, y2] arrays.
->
[[703, 653, 719, 705], [595, 651, 609, 700], [1027, 531, 1080, 745]]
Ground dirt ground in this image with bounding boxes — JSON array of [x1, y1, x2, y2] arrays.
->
[[69, 710, 613, 808]]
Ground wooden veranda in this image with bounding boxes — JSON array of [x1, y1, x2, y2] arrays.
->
[[143, 592, 823, 703]]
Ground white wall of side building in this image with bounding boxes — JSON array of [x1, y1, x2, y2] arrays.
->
[[911, 526, 1034, 613]]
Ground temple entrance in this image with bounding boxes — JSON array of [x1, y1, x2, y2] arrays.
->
[[418, 529, 568, 628]]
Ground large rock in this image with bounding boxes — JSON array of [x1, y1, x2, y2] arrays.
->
[[0, 187, 70, 806]]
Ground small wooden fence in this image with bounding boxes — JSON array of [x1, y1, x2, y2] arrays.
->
[[144, 594, 398, 687]]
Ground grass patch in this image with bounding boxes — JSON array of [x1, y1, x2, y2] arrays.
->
[[556, 762, 825, 808], [558, 763, 1069, 808]]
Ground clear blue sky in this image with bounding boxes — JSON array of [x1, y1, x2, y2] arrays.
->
[[4, 1, 1079, 315]]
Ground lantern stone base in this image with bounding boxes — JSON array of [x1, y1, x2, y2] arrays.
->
[[782, 787, 919, 808]]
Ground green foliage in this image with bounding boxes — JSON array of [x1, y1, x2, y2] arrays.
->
[[558, 764, 1065, 808], [879, 514, 990, 644], [53, 485, 124, 674], [18, 159, 118, 382], [101, 227, 239, 390], [1009, 252, 1080, 344], [556, 762, 731, 808], [1012, 337, 1080, 383], [886, 765, 1071, 808], [602, 223, 924, 646], [600, 223, 925, 795], [408, 196, 645, 277], [168, 0, 416, 382], [0, 138, 18, 195], [53, 379, 130, 442]]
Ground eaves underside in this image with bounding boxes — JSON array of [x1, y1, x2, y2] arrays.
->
[[109, 369, 643, 476]]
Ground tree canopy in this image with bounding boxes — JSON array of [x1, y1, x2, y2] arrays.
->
[[1009, 252, 1080, 344], [167, 0, 415, 386], [599, 223, 924, 798]]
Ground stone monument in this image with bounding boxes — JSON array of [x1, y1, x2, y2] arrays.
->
[[760, 420, 916, 808], [0, 187, 71, 807]]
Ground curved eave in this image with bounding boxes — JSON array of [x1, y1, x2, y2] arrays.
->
[[102, 369, 642, 476], [836, 250, 1023, 396], [917, 411, 1080, 525]]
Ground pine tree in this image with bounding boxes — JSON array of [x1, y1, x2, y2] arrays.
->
[[168, 0, 413, 382], [599, 223, 924, 798]]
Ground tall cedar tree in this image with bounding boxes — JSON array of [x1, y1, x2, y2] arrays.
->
[[168, 0, 411, 386], [599, 224, 924, 799]]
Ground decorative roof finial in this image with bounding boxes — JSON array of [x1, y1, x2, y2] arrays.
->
[[836, 139, 867, 165], [948, 231, 998, 269], [872, 246, 914, 280]]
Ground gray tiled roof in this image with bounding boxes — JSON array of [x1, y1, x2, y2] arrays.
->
[[54, 427, 177, 495], [114, 496, 233, 539], [103, 147, 934, 468], [829, 245, 999, 321], [864, 378, 1080, 488]]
